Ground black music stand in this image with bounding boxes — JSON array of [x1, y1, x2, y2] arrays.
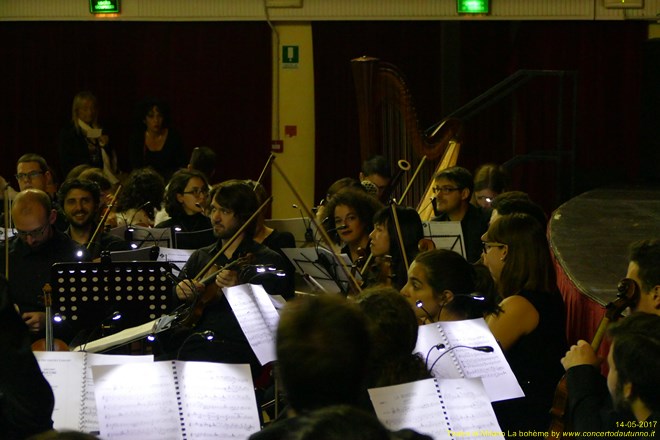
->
[[282, 247, 359, 294], [50, 261, 174, 343], [174, 228, 215, 249]]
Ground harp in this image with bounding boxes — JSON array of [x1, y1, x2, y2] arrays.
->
[[351, 56, 462, 220]]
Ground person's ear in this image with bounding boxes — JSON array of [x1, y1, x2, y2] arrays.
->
[[650, 284, 660, 309], [501, 245, 508, 261], [439, 290, 454, 306], [176, 193, 184, 204], [48, 209, 57, 225], [460, 188, 470, 202], [622, 382, 633, 400], [359, 172, 365, 182]]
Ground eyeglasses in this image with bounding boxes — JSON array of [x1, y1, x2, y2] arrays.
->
[[15, 223, 50, 240], [482, 242, 505, 253], [15, 171, 44, 181], [182, 188, 209, 197], [432, 186, 463, 195]]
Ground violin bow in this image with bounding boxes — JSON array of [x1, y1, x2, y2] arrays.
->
[[194, 195, 273, 280], [272, 160, 362, 296], [255, 153, 276, 188], [87, 184, 122, 250], [389, 203, 409, 270]]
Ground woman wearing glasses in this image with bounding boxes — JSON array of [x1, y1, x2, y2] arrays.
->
[[481, 213, 567, 431], [155, 169, 211, 232]]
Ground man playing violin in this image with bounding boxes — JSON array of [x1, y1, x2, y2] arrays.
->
[[168, 180, 291, 374], [58, 178, 129, 260], [561, 239, 660, 434], [0, 189, 80, 338]]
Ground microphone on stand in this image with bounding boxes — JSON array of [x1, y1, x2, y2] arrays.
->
[[427, 344, 494, 371], [292, 204, 314, 244], [125, 201, 152, 245]]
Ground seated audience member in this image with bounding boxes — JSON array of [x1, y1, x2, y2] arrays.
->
[[155, 169, 211, 232], [368, 206, 424, 290], [482, 213, 567, 431], [489, 190, 547, 226], [400, 249, 500, 324], [561, 239, 660, 433], [58, 178, 129, 259], [324, 188, 383, 263], [0, 189, 80, 341], [128, 98, 186, 181], [471, 163, 510, 210], [563, 313, 660, 435], [187, 146, 217, 182], [10, 154, 68, 232], [0, 275, 56, 440], [431, 166, 489, 263], [276, 405, 432, 440], [357, 287, 431, 390], [360, 155, 392, 201], [58, 91, 119, 184], [250, 294, 371, 439], [166, 180, 291, 374], [114, 167, 165, 227]]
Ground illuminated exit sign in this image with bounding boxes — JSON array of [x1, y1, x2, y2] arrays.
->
[[457, 0, 489, 14], [90, 0, 120, 14]]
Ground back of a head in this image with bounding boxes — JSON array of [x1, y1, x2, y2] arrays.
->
[[115, 167, 165, 213], [473, 163, 509, 193], [491, 191, 547, 227], [608, 312, 660, 413], [276, 294, 371, 412], [189, 146, 217, 180], [78, 168, 112, 192], [282, 405, 393, 440]]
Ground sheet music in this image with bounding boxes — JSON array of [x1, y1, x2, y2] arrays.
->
[[34, 351, 85, 431], [415, 318, 524, 402], [225, 283, 279, 365], [369, 378, 504, 440], [158, 247, 194, 276], [422, 221, 466, 258], [92, 361, 260, 439]]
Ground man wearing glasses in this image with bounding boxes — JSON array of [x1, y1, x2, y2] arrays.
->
[[0, 189, 79, 339], [430, 166, 489, 263], [12, 153, 68, 232], [561, 239, 660, 433]]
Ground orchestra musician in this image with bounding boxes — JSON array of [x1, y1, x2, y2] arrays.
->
[[155, 169, 212, 232], [561, 239, 660, 434], [0, 189, 80, 340], [367, 205, 424, 290], [323, 188, 383, 264], [400, 248, 500, 324], [165, 180, 291, 375], [58, 178, 129, 259]]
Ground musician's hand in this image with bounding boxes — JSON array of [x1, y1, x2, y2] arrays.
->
[[215, 269, 239, 290], [176, 280, 204, 301], [561, 339, 601, 371], [22, 312, 46, 333]]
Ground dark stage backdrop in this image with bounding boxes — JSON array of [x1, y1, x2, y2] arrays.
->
[[312, 21, 648, 215], [0, 21, 272, 186]]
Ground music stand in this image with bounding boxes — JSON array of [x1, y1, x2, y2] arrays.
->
[[110, 245, 159, 262], [174, 228, 215, 249], [264, 218, 311, 247], [282, 247, 360, 294], [422, 221, 467, 258], [50, 261, 174, 341]]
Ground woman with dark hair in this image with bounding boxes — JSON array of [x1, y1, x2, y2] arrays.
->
[[323, 188, 383, 263], [155, 169, 211, 232], [400, 249, 500, 324], [368, 206, 424, 290], [128, 98, 186, 180], [481, 213, 567, 431], [115, 168, 165, 227]]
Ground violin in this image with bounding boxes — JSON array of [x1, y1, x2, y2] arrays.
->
[[31, 283, 69, 352], [179, 254, 255, 328], [546, 278, 640, 439]]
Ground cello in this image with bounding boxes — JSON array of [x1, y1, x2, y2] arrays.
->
[[546, 277, 640, 439]]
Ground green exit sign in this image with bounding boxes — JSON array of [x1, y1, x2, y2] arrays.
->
[[90, 0, 120, 14], [457, 0, 489, 14]]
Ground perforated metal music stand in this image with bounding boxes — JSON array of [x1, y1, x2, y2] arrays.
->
[[50, 261, 174, 339]]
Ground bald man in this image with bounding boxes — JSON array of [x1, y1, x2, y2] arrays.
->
[[0, 189, 79, 337]]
